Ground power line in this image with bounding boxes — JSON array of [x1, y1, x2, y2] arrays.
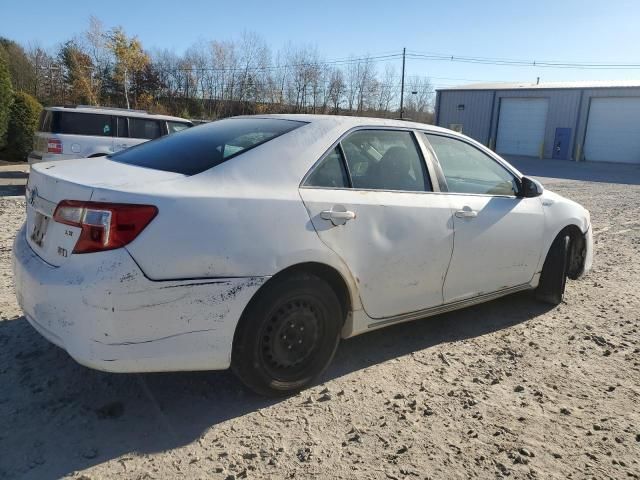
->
[[157, 53, 403, 74], [406, 51, 640, 70]]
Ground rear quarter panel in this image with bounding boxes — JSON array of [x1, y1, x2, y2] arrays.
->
[[91, 121, 363, 309]]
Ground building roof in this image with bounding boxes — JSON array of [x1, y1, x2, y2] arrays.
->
[[438, 80, 640, 91]]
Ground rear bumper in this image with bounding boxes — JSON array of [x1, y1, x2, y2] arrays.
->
[[13, 225, 266, 372]]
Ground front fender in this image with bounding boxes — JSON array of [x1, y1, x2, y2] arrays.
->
[[535, 190, 591, 278]]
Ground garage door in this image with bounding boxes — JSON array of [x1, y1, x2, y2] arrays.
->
[[584, 97, 640, 163], [496, 98, 548, 157]]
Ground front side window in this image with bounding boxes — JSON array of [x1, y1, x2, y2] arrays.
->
[[304, 147, 349, 188], [110, 118, 306, 175], [129, 118, 162, 140], [52, 112, 112, 136], [424, 134, 519, 196], [340, 130, 430, 192]]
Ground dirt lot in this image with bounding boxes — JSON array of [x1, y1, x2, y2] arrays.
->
[[0, 177, 639, 480]]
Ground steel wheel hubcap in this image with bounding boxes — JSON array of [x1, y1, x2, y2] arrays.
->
[[261, 299, 321, 371]]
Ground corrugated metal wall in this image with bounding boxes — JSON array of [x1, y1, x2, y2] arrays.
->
[[437, 86, 640, 160], [435, 90, 495, 145]]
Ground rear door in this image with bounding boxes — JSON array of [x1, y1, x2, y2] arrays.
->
[[423, 133, 545, 303], [299, 129, 454, 320]]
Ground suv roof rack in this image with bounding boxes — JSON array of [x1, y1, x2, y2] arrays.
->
[[73, 105, 149, 114]]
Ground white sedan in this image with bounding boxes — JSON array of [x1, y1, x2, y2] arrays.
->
[[13, 115, 593, 396]]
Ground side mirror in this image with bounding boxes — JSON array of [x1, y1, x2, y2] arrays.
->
[[519, 176, 543, 198]]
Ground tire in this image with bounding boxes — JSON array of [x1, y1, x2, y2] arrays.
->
[[231, 273, 343, 397], [535, 234, 570, 305]]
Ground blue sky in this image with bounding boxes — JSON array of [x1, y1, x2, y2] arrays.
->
[[2, 0, 640, 88]]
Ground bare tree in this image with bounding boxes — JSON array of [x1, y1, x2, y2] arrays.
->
[[327, 67, 345, 114], [404, 76, 434, 123]]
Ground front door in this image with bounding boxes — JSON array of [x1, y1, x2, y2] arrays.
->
[[300, 130, 454, 319], [423, 133, 545, 303], [552, 127, 572, 160]]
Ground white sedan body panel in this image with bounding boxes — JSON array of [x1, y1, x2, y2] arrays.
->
[[534, 188, 592, 277], [442, 194, 544, 302], [13, 224, 265, 371], [300, 188, 454, 319], [13, 114, 593, 373]]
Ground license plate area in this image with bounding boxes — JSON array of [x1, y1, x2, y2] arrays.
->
[[31, 212, 50, 247]]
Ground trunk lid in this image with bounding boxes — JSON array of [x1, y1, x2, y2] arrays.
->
[[25, 158, 184, 266]]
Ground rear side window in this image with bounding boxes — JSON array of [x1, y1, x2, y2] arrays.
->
[[109, 118, 306, 175], [52, 112, 113, 136], [304, 147, 349, 188], [341, 130, 431, 192], [129, 118, 162, 139]]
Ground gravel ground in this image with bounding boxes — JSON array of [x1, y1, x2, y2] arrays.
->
[[0, 179, 639, 480]]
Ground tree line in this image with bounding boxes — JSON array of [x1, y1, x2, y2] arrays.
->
[[0, 17, 435, 122]]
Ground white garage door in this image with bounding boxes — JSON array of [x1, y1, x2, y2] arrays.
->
[[496, 98, 549, 157], [584, 97, 640, 163]]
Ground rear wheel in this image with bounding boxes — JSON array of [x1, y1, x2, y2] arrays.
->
[[231, 273, 343, 397], [535, 234, 570, 305]]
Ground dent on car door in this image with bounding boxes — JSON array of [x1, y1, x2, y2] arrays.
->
[[299, 129, 455, 320], [423, 133, 545, 303]]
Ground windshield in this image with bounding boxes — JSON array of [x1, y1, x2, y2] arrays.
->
[[109, 117, 306, 175]]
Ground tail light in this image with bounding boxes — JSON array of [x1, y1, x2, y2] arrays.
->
[[47, 138, 62, 154], [53, 201, 158, 253]]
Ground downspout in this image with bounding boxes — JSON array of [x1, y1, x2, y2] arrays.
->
[[572, 89, 585, 162], [434, 90, 441, 126], [487, 90, 497, 149]]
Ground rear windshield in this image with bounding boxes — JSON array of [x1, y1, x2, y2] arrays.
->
[[108, 118, 306, 175]]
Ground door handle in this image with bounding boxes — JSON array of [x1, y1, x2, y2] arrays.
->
[[455, 209, 478, 218], [320, 206, 356, 226]]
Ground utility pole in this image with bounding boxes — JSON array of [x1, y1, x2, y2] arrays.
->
[[400, 47, 406, 119]]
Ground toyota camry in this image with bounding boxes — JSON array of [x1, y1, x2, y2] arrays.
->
[[13, 115, 593, 396]]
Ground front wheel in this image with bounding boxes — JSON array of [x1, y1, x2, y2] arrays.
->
[[535, 234, 570, 305], [231, 273, 343, 397]]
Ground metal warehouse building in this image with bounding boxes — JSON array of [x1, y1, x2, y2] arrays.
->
[[434, 80, 640, 163]]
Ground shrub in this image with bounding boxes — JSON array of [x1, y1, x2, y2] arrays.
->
[[5, 91, 41, 161], [0, 51, 13, 150]]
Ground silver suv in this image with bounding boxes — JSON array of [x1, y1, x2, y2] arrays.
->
[[29, 106, 193, 164]]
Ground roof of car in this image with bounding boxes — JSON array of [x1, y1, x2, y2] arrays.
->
[[233, 114, 453, 134], [45, 106, 191, 123]]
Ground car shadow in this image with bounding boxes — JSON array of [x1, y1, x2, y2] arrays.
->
[[0, 292, 552, 479]]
